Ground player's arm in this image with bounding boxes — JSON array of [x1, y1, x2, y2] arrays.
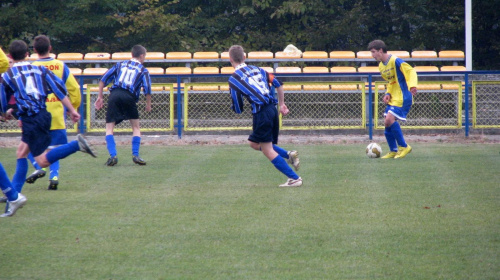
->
[[0, 48, 8, 74], [267, 72, 289, 115], [383, 93, 391, 104], [276, 86, 289, 116], [0, 83, 8, 117], [229, 87, 244, 114], [95, 67, 115, 110], [400, 62, 418, 95], [142, 71, 152, 112], [62, 65, 82, 109], [228, 76, 244, 114]]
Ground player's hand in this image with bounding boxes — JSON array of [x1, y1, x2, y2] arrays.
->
[[4, 109, 14, 120], [145, 103, 152, 112], [410, 87, 417, 95], [94, 97, 103, 110], [383, 94, 391, 104], [280, 104, 290, 116], [70, 110, 81, 123]]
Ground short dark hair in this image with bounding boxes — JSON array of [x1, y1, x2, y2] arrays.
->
[[131, 45, 146, 58], [33, 35, 51, 55], [368, 40, 387, 53], [9, 40, 29, 61], [229, 45, 245, 64]]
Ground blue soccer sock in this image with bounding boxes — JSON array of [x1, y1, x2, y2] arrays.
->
[[132, 136, 141, 156], [384, 126, 398, 152], [27, 153, 42, 170], [0, 163, 19, 202], [271, 155, 299, 180], [273, 144, 289, 159], [12, 158, 28, 193], [390, 122, 407, 148], [106, 135, 117, 157], [49, 161, 60, 180], [46, 141, 79, 164]]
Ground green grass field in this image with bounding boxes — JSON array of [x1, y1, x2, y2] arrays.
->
[[0, 143, 499, 279]]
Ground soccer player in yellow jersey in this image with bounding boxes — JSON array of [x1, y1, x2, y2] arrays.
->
[[0, 47, 10, 204], [368, 40, 418, 159], [0, 47, 8, 73], [25, 35, 82, 190]]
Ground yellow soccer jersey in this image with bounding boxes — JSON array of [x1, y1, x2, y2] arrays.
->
[[32, 58, 81, 130], [0, 48, 8, 74], [379, 55, 418, 107]]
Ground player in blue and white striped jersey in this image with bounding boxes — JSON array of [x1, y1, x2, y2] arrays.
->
[[228, 45, 302, 188], [94, 45, 152, 167], [0, 40, 96, 217]]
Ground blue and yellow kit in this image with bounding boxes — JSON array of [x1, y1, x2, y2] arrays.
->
[[0, 48, 8, 74], [379, 55, 418, 108], [32, 58, 81, 130]]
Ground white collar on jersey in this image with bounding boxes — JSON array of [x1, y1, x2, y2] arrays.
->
[[383, 54, 392, 65], [12, 61, 31, 67], [130, 58, 141, 64], [235, 63, 247, 70]]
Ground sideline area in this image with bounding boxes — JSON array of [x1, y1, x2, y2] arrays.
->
[[1, 133, 500, 148]]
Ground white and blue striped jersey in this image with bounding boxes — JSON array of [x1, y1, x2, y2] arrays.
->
[[1, 62, 68, 117], [100, 58, 152, 102], [229, 63, 282, 114]]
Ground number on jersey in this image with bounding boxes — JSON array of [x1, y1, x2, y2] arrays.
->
[[118, 68, 137, 87], [25, 76, 41, 100]]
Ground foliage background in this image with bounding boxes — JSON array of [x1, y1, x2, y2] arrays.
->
[[0, 0, 498, 69]]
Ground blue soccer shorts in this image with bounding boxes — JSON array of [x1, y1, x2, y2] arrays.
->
[[21, 109, 52, 157], [384, 104, 412, 121], [248, 104, 279, 144]]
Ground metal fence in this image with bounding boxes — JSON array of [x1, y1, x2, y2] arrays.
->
[[472, 81, 500, 128], [1, 71, 499, 138], [85, 84, 174, 133]]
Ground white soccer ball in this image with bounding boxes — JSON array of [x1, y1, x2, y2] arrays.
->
[[366, 143, 382, 158]]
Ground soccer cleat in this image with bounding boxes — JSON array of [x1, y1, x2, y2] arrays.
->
[[0, 196, 7, 203], [287, 150, 300, 171], [132, 156, 147, 165], [25, 169, 47, 184], [381, 151, 397, 159], [105, 156, 118, 166], [77, 134, 97, 158], [279, 177, 303, 188], [394, 145, 412, 159], [48, 177, 59, 190], [0, 193, 27, 217]]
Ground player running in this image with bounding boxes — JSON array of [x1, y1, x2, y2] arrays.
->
[[227, 45, 302, 187], [24, 35, 82, 190], [0, 40, 96, 217]]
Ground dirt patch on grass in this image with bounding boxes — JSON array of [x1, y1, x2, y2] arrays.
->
[[2, 133, 499, 148]]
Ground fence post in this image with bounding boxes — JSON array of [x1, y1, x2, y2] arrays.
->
[[464, 73, 469, 137], [176, 76, 183, 139], [368, 74, 373, 140]]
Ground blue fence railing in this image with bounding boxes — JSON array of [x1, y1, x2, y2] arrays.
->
[[67, 70, 500, 139]]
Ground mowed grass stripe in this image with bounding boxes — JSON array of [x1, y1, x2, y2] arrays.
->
[[0, 143, 498, 279]]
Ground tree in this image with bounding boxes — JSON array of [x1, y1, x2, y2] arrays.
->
[[0, 0, 497, 69]]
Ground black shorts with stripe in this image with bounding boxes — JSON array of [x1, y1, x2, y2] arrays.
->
[[248, 103, 279, 144], [106, 88, 139, 125]]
